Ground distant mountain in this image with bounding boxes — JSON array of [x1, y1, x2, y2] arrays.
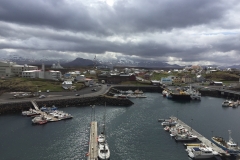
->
[[227, 65, 240, 69], [62, 58, 100, 67]]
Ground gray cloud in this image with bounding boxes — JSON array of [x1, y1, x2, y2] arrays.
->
[[0, 0, 240, 66]]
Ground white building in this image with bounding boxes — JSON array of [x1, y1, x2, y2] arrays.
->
[[22, 70, 40, 78], [22, 64, 62, 80], [51, 61, 63, 69], [76, 75, 85, 82], [62, 81, 72, 89], [89, 70, 96, 75], [160, 77, 173, 85], [85, 78, 95, 86], [0, 61, 38, 78]]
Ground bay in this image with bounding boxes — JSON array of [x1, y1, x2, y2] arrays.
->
[[1, 93, 240, 160]]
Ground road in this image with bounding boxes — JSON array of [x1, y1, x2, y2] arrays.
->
[[0, 84, 110, 104]]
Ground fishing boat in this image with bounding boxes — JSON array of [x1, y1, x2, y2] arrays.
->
[[187, 85, 201, 100], [222, 100, 230, 107], [32, 115, 48, 125], [134, 89, 143, 94], [186, 143, 219, 159], [161, 120, 177, 126], [162, 90, 167, 97], [211, 130, 240, 155], [22, 108, 40, 117], [175, 132, 198, 141]]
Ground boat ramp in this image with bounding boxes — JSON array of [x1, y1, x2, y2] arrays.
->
[[168, 116, 233, 158]]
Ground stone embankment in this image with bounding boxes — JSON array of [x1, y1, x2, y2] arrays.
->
[[0, 96, 134, 114]]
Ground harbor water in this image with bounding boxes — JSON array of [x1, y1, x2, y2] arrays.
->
[[1, 93, 240, 160]]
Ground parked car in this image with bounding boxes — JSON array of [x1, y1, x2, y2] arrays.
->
[[91, 89, 97, 91], [75, 94, 80, 96], [39, 95, 46, 99]]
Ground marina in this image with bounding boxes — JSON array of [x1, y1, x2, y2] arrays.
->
[[168, 116, 230, 157], [22, 100, 73, 125], [2, 93, 240, 160]]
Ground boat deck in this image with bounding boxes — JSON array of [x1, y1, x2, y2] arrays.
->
[[170, 116, 230, 157], [88, 121, 98, 160]]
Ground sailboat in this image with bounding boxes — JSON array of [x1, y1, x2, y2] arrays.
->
[[98, 103, 110, 160]]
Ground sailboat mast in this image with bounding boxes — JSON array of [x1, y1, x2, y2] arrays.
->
[[103, 102, 106, 134]]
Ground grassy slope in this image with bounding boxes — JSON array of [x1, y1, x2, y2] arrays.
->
[[0, 78, 85, 93]]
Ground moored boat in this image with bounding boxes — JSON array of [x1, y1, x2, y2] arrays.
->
[[175, 132, 198, 141], [98, 142, 110, 160], [186, 143, 219, 159], [211, 130, 240, 155], [162, 90, 167, 97], [22, 108, 40, 117]]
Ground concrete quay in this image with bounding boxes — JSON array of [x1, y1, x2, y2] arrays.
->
[[88, 121, 98, 160], [170, 116, 230, 157]]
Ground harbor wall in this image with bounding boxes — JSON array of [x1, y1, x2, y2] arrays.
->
[[0, 96, 134, 114]]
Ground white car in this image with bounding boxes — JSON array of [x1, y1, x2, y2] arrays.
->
[[39, 95, 46, 99]]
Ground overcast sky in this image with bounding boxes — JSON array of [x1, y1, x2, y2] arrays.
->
[[0, 0, 240, 66]]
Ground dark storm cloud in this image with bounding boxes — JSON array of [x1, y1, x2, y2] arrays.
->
[[0, 0, 229, 34], [0, 0, 109, 35], [0, 0, 239, 65]]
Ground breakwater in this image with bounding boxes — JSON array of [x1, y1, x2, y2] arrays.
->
[[0, 96, 134, 114]]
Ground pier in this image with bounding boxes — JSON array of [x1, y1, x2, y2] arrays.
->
[[169, 116, 230, 157], [88, 121, 98, 160], [31, 100, 40, 110]]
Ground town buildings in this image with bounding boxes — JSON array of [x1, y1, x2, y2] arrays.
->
[[0, 61, 37, 78]]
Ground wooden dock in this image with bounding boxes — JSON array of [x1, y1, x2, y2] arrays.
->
[[88, 121, 98, 160], [170, 116, 230, 157]]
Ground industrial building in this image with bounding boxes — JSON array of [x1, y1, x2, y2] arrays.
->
[[0, 61, 38, 78]]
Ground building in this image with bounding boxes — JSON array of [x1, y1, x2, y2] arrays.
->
[[160, 77, 172, 85], [22, 70, 41, 78], [22, 64, 62, 80], [76, 75, 85, 82], [51, 61, 63, 69], [85, 78, 95, 86], [89, 70, 96, 75], [182, 75, 193, 83], [98, 73, 136, 84], [0, 61, 38, 78], [172, 77, 182, 83], [62, 81, 72, 89], [151, 80, 160, 86]]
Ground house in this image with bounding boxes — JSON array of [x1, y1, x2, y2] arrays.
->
[[172, 77, 182, 83], [97, 73, 136, 84], [182, 75, 193, 83], [62, 81, 72, 89], [160, 77, 172, 85], [85, 78, 95, 86], [76, 75, 85, 82], [151, 80, 160, 86], [89, 70, 96, 75]]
